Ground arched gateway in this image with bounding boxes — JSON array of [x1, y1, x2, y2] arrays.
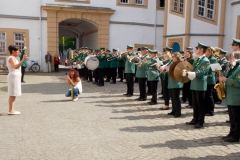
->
[[42, 4, 115, 62]]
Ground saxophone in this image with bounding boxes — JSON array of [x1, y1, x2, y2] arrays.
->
[[214, 70, 226, 100]]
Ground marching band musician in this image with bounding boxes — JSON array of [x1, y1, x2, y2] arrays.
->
[[96, 47, 106, 87], [183, 42, 210, 128], [205, 47, 218, 116], [166, 52, 183, 117], [110, 49, 118, 84], [132, 46, 150, 101], [93, 49, 100, 85], [83, 47, 89, 81], [117, 51, 125, 82], [182, 47, 195, 108], [165, 46, 173, 53], [214, 49, 228, 104], [105, 49, 112, 82], [159, 51, 172, 110], [220, 39, 240, 142], [77, 47, 85, 78], [146, 49, 160, 105], [122, 45, 136, 97], [87, 48, 93, 82]]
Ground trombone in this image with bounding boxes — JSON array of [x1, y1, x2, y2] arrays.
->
[[107, 55, 118, 61]]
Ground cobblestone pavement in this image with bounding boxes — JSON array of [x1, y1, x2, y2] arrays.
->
[[0, 71, 240, 160]]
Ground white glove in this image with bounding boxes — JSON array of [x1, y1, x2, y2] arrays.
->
[[188, 72, 196, 80], [182, 69, 187, 76]]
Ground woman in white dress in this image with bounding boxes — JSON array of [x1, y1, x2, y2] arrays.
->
[[7, 45, 27, 115]]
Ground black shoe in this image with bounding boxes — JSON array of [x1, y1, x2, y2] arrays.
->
[[174, 114, 181, 117], [127, 94, 133, 97], [194, 123, 203, 128], [148, 102, 157, 105], [160, 107, 170, 110], [205, 113, 214, 116], [185, 105, 192, 108], [105, 80, 110, 82], [138, 98, 146, 101], [159, 96, 164, 99], [21, 81, 26, 83], [167, 112, 175, 115], [181, 99, 187, 103], [87, 80, 93, 82], [222, 135, 231, 140], [224, 137, 239, 142], [123, 93, 128, 96], [226, 120, 230, 123], [186, 120, 196, 125], [110, 82, 116, 84], [224, 110, 229, 113], [135, 97, 141, 101], [98, 85, 104, 87]]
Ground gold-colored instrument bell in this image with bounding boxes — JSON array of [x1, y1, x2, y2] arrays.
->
[[169, 61, 180, 81]]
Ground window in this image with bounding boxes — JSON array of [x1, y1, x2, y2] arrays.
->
[[0, 32, 6, 54], [159, 0, 165, 8], [135, 0, 143, 5], [197, 0, 215, 20], [120, 0, 129, 4], [14, 33, 25, 51], [172, 0, 184, 14]]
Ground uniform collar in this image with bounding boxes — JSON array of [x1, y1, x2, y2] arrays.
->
[[198, 54, 205, 59]]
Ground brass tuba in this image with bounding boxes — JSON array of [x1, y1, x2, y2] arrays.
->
[[214, 70, 226, 100]]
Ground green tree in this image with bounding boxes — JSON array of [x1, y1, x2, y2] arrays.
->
[[59, 37, 76, 51]]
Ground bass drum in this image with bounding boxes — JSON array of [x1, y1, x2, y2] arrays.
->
[[84, 55, 99, 70]]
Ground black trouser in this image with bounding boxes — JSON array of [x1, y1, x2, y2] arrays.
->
[[192, 90, 206, 124], [213, 81, 222, 103], [118, 67, 124, 81], [150, 81, 158, 103], [163, 78, 170, 106], [54, 64, 59, 72], [169, 88, 181, 115], [205, 85, 215, 114], [105, 68, 111, 81], [21, 66, 26, 81], [147, 81, 151, 94], [182, 81, 192, 105], [94, 68, 99, 83], [98, 68, 104, 86], [84, 67, 88, 80], [160, 77, 164, 94], [126, 73, 134, 95], [138, 78, 147, 99], [88, 69, 93, 82], [78, 68, 85, 79], [111, 68, 117, 83], [228, 105, 240, 139]]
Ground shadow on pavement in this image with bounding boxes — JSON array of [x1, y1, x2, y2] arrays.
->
[[170, 153, 240, 160]]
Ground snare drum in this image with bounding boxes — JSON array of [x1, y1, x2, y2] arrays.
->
[[84, 55, 99, 70]]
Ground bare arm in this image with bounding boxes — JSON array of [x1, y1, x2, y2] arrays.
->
[[9, 54, 27, 69]]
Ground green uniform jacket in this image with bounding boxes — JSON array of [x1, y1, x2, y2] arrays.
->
[[117, 58, 125, 67], [110, 55, 118, 68], [96, 53, 105, 69], [218, 57, 228, 76], [188, 58, 195, 65], [135, 55, 150, 78], [160, 59, 171, 80], [105, 54, 111, 68], [168, 62, 183, 89], [207, 55, 218, 85], [147, 56, 160, 81], [225, 64, 240, 106], [20, 50, 27, 67], [190, 55, 210, 91], [123, 52, 136, 73]]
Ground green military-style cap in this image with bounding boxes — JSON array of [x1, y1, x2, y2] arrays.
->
[[163, 47, 166, 52], [219, 49, 227, 54], [100, 47, 105, 50], [106, 49, 111, 52], [88, 47, 93, 51], [179, 51, 184, 54], [186, 47, 193, 50], [112, 48, 117, 51], [127, 45, 133, 49], [232, 38, 240, 45], [196, 42, 209, 49], [165, 47, 173, 51], [84, 47, 88, 49], [149, 49, 158, 54], [95, 49, 100, 52], [141, 46, 148, 50]]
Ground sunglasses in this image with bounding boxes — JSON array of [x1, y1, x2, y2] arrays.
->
[[232, 44, 238, 46]]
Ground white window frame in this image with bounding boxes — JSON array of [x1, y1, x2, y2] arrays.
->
[[120, 0, 129, 4], [0, 32, 6, 54], [197, 0, 215, 20], [135, 0, 143, 5], [14, 33, 25, 51]]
